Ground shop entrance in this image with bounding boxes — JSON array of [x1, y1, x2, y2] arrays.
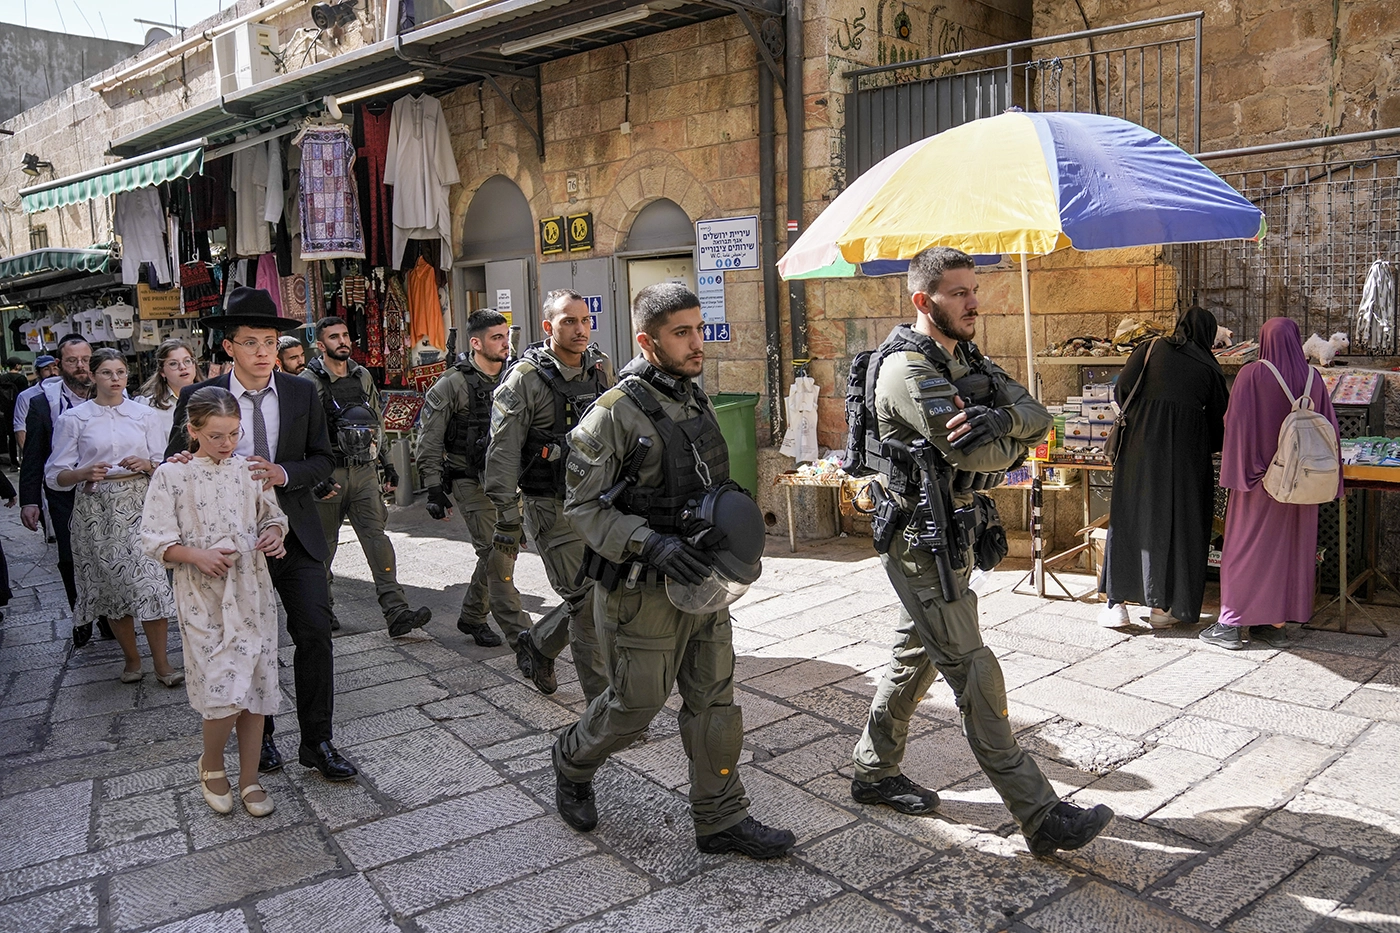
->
[[453, 175, 536, 353], [612, 198, 697, 354], [538, 257, 622, 364]]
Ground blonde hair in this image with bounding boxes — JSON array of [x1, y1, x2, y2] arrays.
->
[[185, 386, 241, 453]]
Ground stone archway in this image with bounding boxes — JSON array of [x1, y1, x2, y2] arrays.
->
[[595, 150, 717, 254]]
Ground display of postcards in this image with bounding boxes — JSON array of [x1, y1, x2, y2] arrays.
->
[[1319, 371, 1342, 396], [1082, 384, 1112, 401], [1332, 372, 1383, 405]]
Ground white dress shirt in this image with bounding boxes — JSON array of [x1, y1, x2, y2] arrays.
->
[[229, 371, 281, 460], [46, 399, 167, 491], [134, 395, 177, 447]]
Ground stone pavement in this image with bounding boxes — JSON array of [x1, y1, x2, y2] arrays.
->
[[3, 499, 1400, 933]]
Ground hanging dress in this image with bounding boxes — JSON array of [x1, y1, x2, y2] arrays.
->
[[294, 123, 367, 261]]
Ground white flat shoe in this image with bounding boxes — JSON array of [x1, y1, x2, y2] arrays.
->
[[240, 783, 276, 817], [120, 668, 144, 684], [197, 755, 234, 814], [1097, 603, 1130, 628], [1147, 609, 1182, 629]]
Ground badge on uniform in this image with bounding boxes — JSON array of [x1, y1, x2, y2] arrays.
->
[[922, 397, 957, 419], [566, 454, 590, 478], [918, 376, 951, 392]]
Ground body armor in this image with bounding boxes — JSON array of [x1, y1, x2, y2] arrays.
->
[[519, 345, 609, 498], [308, 359, 378, 465], [444, 361, 494, 479]]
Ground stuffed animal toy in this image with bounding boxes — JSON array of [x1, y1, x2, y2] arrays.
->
[[1302, 331, 1350, 366]]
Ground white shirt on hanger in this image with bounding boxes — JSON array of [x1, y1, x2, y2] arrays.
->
[[113, 187, 172, 285], [384, 94, 459, 269], [45, 399, 167, 490], [231, 142, 277, 256]]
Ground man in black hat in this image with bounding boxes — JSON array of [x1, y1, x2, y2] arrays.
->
[[166, 286, 358, 782]]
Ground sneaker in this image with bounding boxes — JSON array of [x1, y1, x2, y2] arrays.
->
[[851, 774, 940, 815], [388, 606, 432, 638], [515, 631, 557, 695], [1097, 603, 1130, 629], [554, 757, 598, 832], [1148, 609, 1181, 629], [1027, 801, 1115, 857], [1198, 622, 1246, 650], [457, 619, 503, 647], [1250, 625, 1288, 648], [696, 816, 796, 859]]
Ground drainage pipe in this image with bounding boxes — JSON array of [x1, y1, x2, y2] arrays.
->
[[785, 0, 808, 375], [759, 58, 783, 440]]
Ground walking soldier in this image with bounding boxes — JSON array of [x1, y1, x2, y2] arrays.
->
[[484, 289, 614, 699], [551, 283, 794, 860], [302, 316, 431, 637]]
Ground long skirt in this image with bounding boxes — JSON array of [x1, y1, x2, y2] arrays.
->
[[70, 478, 176, 623]]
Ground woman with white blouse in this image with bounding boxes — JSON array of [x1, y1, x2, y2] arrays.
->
[[136, 339, 203, 444], [47, 348, 181, 685]]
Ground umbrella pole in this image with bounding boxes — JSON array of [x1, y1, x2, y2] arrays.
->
[[1019, 253, 1045, 596]]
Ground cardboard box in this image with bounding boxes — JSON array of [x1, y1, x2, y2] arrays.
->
[[1064, 417, 1092, 439], [1064, 435, 1094, 448], [1082, 384, 1112, 401], [1090, 423, 1111, 440], [1084, 402, 1116, 423]]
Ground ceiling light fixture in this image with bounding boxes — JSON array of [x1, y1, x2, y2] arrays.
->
[[20, 153, 53, 177], [334, 72, 425, 105], [499, 6, 653, 56]]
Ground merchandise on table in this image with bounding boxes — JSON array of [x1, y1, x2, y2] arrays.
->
[[1341, 437, 1400, 467]]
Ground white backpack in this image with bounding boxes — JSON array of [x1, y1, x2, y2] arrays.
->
[[1259, 360, 1340, 505]]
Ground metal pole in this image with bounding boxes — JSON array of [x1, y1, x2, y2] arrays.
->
[[759, 54, 784, 440], [786, 0, 808, 372], [1192, 14, 1202, 153], [1021, 254, 1036, 398]]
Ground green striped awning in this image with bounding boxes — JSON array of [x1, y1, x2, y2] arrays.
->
[[20, 141, 204, 213], [0, 248, 112, 282]]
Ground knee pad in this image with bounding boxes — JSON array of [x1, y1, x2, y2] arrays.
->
[[682, 705, 744, 779]]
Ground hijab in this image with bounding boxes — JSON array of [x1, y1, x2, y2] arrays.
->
[[1257, 316, 1311, 396], [1167, 306, 1222, 370]]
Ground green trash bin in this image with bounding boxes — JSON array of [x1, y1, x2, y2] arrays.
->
[[710, 393, 760, 494]]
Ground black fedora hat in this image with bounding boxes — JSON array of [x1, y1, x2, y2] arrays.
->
[[200, 286, 303, 333]]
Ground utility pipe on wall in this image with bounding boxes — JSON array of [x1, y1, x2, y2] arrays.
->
[[785, 0, 807, 376], [759, 57, 783, 440]]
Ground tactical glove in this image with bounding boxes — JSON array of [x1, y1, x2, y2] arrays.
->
[[426, 483, 453, 520], [640, 532, 714, 586], [312, 478, 341, 501], [492, 521, 522, 560], [949, 405, 1013, 453], [380, 460, 399, 490]]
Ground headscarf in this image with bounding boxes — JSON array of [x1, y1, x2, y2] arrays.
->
[[1220, 316, 1341, 494], [1167, 306, 1222, 369]]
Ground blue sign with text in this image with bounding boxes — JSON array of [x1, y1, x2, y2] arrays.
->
[[703, 323, 731, 342]]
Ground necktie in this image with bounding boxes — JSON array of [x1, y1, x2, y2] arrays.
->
[[247, 388, 272, 460]]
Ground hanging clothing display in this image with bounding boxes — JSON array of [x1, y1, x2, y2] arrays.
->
[[364, 290, 384, 368], [255, 253, 284, 313], [294, 123, 367, 261], [113, 187, 172, 286], [405, 256, 446, 349], [384, 94, 458, 270], [190, 158, 230, 231], [384, 274, 410, 381], [230, 141, 281, 257], [181, 262, 221, 315], [355, 106, 394, 266], [281, 273, 308, 324]]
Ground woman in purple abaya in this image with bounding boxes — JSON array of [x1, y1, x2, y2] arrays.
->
[[1206, 318, 1342, 650]]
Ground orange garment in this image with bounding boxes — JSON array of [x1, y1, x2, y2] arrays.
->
[[405, 256, 446, 349]]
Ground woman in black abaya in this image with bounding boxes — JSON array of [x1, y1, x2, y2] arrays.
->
[[1099, 307, 1228, 628]]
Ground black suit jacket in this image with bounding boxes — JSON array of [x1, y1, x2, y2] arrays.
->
[[166, 371, 336, 562], [19, 393, 57, 507]]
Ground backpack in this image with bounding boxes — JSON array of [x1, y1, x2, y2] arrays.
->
[[1259, 360, 1340, 505]]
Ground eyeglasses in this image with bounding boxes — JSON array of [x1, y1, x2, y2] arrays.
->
[[202, 428, 245, 444], [231, 338, 279, 353], [164, 358, 195, 369]]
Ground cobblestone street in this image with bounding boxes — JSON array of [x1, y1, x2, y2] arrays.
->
[[3, 503, 1400, 933]]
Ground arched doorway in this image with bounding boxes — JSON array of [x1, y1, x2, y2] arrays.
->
[[613, 198, 697, 352], [454, 175, 537, 348]]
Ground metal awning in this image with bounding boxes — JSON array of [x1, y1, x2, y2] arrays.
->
[[0, 248, 112, 283], [108, 0, 781, 158], [20, 141, 205, 213]]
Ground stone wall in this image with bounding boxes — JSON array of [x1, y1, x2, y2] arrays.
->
[[0, 25, 139, 124]]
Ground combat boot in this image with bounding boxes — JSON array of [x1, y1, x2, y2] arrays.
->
[[554, 758, 598, 831], [515, 631, 557, 694], [696, 817, 795, 859], [458, 618, 503, 647], [851, 774, 940, 815], [1027, 802, 1114, 857]]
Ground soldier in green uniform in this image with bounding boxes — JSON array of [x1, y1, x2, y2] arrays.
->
[[484, 289, 614, 699], [849, 247, 1113, 857], [302, 316, 431, 637], [417, 309, 531, 648], [551, 283, 795, 860]]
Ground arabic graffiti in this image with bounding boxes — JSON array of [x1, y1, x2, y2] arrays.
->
[[836, 7, 867, 51]]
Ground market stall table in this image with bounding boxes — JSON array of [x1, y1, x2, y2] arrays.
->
[[772, 470, 864, 553], [1309, 463, 1400, 637]]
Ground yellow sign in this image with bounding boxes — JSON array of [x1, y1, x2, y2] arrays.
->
[[540, 216, 565, 255], [136, 283, 192, 319], [567, 211, 594, 252]]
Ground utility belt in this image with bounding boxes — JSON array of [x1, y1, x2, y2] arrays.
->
[[442, 462, 479, 486], [577, 546, 667, 590], [865, 482, 1007, 572]]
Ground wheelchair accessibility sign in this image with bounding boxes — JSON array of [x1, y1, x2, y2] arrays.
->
[[702, 323, 731, 342]]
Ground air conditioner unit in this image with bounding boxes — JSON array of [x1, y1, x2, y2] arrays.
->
[[213, 23, 279, 95]]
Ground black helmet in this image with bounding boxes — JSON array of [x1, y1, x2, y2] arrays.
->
[[335, 404, 380, 464], [666, 482, 766, 613]]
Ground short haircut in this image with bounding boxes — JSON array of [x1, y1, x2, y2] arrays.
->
[[468, 309, 509, 338], [543, 288, 584, 320], [316, 316, 347, 334], [277, 335, 303, 353], [89, 347, 126, 372], [907, 246, 976, 296], [56, 333, 90, 357], [5, 357, 21, 368], [186, 386, 241, 444], [631, 282, 700, 336]]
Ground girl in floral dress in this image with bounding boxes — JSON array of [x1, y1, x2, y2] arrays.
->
[[141, 387, 289, 817]]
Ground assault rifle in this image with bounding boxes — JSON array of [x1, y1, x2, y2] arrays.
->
[[884, 437, 967, 603]]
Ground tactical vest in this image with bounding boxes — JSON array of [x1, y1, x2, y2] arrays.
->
[[614, 368, 729, 534], [518, 346, 610, 498], [307, 360, 376, 465], [842, 324, 1008, 495], [444, 362, 494, 479]]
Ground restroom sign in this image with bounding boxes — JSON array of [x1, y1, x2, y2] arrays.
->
[[703, 323, 731, 342], [696, 215, 759, 271], [583, 295, 603, 331]]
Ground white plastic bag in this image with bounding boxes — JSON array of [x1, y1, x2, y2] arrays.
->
[[779, 375, 820, 464]]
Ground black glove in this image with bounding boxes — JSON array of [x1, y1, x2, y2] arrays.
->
[[949, 405, 1013, 453], [640, 532, 714, 586], [492, 521, 521, 560], [426, 483, 453, 520], [380, 461, 399, 490], [312, 478, 341, 500]]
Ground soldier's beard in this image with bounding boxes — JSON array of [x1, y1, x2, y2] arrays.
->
[[651, 343, 703, 379]]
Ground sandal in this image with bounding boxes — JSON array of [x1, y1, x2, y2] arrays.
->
[[240, 783, 276, 818], [197, 755, 234, 814]]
